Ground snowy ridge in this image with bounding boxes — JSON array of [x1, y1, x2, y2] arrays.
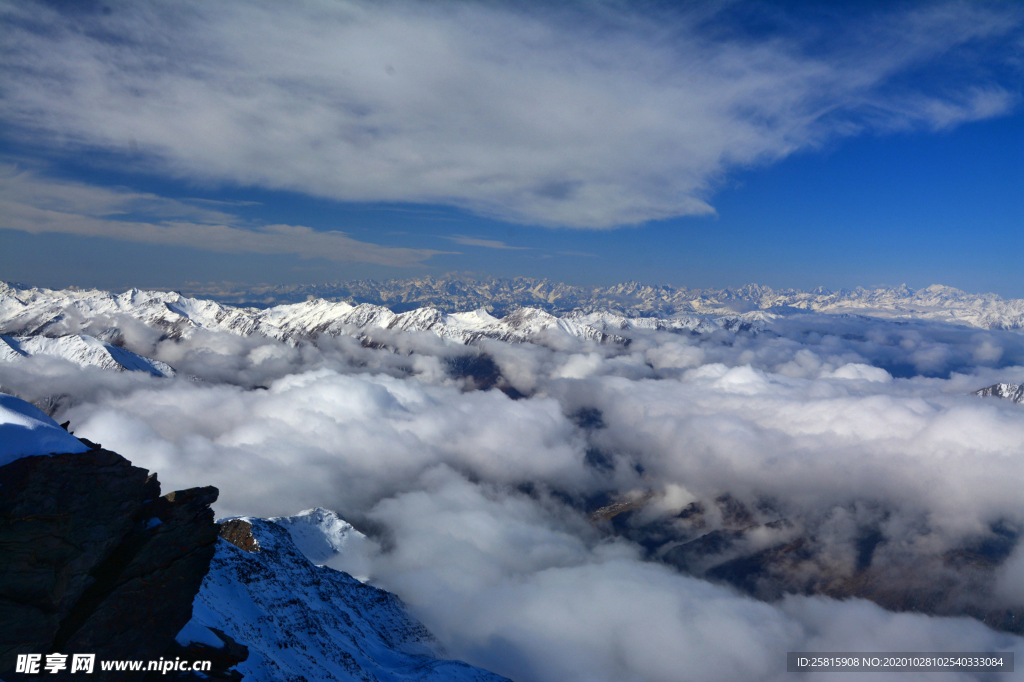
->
[[0, 334, 174, 376], [974, 383, 1024, 404], [185, 515, 508, 682], [5, 278, 1023, 369], [0, 285, 257, 339], [181, 277, 1024, 330], [0, 282, 766, 348], [268, 507, 371, 569]]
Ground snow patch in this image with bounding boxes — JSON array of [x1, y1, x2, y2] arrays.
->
[[175, 620, 225, 649], [0, 393, 89, 465]]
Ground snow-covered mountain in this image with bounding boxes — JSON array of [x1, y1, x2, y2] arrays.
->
[[180, 276, 1024, 330], [0, 281, 762, 349], [3, 278, 1023, 380], [267, 507, 374, 573], [182, 512, 508, 682], [0, 282, 259, 340], [0, 333, 174, 376], [974, 383, 1024, 404]]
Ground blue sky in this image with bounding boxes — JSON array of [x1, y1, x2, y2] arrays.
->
[[1, 0, 1022, 296]]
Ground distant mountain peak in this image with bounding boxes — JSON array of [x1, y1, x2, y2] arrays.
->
[[973, 383, 1024, 404], [142, 276, 1024, 331]]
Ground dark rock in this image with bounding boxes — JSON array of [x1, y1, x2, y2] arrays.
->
[[218, 520, 260, 553], [0, 448, 219, 678]]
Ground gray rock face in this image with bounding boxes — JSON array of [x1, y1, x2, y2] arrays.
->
[[0, 447, 219, 677]]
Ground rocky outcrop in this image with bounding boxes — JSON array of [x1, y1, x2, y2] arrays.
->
[[218, 519, 260, 553], [0, 445, 219, 678]]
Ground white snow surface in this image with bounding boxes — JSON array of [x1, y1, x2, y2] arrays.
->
[[0, 282, 776, 349], [0, 334, 174, 376], [269, 507, 369, 568], [184, 516, 508, 682], [175, 620, 225, 649], [5, 281, 1024, 365], [0, 392, 88, 465]]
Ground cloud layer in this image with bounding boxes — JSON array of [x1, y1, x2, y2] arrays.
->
[[1, 1, 1020, 227], [3, 308, 1023, 680]]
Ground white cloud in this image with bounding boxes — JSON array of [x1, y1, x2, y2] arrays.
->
[[823, 363, 894, 383], [369, 477, 1018, 682], [442, 235, 532, 250], [0, 1, 1019, 228], [0, 165, 445, 266], [4, 309, 1024, 680]]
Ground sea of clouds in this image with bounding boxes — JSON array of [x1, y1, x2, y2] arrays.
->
[[1, 314, 1023, 681]]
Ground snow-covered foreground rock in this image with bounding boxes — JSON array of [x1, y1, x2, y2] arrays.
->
[[0, 392, 88, 465], [0, 392, 503, 681], [183, 513, 508, 682], [0, 393, 220, 677]]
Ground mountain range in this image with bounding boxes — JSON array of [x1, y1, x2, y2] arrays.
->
[[0, 281, 759, 355], [177, 276, 1024, 330], [5, 279, 1024, 394]]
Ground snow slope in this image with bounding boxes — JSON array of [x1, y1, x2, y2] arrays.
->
[[183, 516, 508, 682], [0, 392, 88, 466], [0, 334, 174, 376], [268, 507, 372, 569]]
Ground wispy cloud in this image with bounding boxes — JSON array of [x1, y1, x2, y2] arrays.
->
[[442, 235, 533, 250], [0, 1, 1020, 228], [0, 165, 445, 266]]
